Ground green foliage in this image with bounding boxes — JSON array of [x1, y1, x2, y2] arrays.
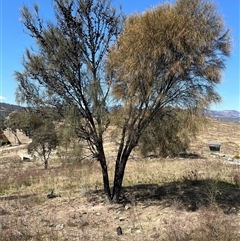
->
[[139, 109, 207, 157], [234, 153, 240, 159], [4, 111, 48, 144], [4, 111, 27, 144], [28, 120, 58, 169], [15, 0, 123, 199], [14, 0, 231, 202], [57, 112, 84, 163]]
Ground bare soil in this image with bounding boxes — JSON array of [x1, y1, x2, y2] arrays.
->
[[0, 119, 240, 240]]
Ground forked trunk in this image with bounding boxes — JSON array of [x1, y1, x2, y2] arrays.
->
[[111, 152, 130, 203]]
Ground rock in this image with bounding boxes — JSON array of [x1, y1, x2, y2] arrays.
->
[[125, 204, 131, 210], [47, 189, 61, 199], [117, 226, 122, 235], [119, 217, 125, 221], [56, 223, 64, 230], [17, 150, 35, 161]]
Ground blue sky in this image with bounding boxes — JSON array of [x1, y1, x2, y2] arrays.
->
[[0, 0, 239, 111]]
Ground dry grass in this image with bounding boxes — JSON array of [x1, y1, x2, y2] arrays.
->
[[1, 119, 240, 240]]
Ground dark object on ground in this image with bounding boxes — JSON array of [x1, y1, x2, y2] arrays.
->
[[47, 189, 61, 199], [208, 142, 221, 152], [117, 226, 122, 235]]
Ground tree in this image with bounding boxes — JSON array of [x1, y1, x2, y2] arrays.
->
[[15, 0, 123, 201], [15, 0, 231, 202], [28, 120, 59, 169], [5, 112, 24, 144], [4, 111, 45, 141], [138, 108, 207, 158], [23, 112, 45, 138], [106, 0, 231, 201]]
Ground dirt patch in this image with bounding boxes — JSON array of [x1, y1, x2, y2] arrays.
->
[[1, 119, 240, 240]]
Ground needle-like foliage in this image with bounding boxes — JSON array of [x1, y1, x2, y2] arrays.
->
[[15, 0, 231, 202]]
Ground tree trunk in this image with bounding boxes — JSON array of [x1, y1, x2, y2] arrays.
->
[[100, 160, 111, 200], [44, 158, 48, 169], [111, 152, 130, 203], [43, 156, 48, 169], [97, 145, 112, 200]]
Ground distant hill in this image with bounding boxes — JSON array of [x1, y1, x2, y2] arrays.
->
[[0, 102, 25, 119], [1, 102, 240, 123], [205, 110, 240, 123]]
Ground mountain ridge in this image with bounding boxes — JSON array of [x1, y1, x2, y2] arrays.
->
[[1, 102, 239, 122], [0, 102, 25, 118], [205, 109, 240, 122]]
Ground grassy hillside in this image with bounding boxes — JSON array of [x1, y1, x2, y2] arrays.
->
[[0, 118, 240, 240]]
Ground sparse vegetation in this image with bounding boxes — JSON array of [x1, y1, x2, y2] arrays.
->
[[1, 0, 237, 239], [1, 119, 240, 240]]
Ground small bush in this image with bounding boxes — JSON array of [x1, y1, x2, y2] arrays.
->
[[234, 153, 240, 159]]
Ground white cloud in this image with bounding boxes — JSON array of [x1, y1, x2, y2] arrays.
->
[[0, 96, 7, 101]]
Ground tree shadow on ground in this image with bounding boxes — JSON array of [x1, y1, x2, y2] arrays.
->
[[89, 179, 240, 214], [121, 179, 240, 213], [177, 152, 203, 159], [0, 193, 38, 201], [144, 152, 203, 160]]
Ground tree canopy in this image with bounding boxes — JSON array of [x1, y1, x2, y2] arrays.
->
[[15, 0, 231, 203]]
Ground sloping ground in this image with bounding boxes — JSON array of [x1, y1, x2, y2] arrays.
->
[[1, 157, 240, 240], [0, 119, 240, 240], [190, 118, 240, 157]]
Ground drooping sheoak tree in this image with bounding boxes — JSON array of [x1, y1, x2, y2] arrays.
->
[[15, 0, 231, 202]]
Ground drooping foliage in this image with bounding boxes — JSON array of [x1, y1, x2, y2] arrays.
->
[[15, 0, 123, 199], [138, 108, 207, 158], [15, 0, 231, 202]]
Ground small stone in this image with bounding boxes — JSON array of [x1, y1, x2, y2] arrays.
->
[[119, 217, 125, 221], [96, 212, 101, 216], [125, 204, 131, 210], [56, 223, 64, 230], [117, 226, 123, 235]]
